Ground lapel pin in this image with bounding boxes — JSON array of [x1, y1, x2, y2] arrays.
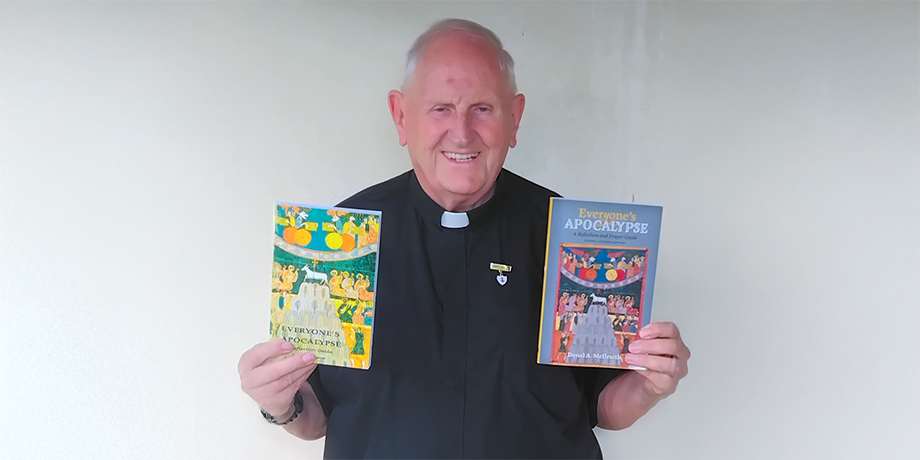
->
[[490, 262, 512, 286]]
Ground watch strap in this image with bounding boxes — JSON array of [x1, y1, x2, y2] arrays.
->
[[260, 391, 304, 426]]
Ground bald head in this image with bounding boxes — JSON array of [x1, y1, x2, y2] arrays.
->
[[406, 31, 516, 102], [402, 19, 517, 94]]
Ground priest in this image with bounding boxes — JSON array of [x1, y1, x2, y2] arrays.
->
[[238, 18, 691, 458]]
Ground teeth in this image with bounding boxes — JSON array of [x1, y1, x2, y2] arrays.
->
[[444, 152, 479, 161]]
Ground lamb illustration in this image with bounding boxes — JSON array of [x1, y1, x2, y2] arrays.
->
[[300, 264, 328, 284]]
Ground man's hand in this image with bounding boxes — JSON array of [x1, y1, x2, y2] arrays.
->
[[238, 339, 318, 420], [624, 321, 690, 397], [597, 321, 690, 430]]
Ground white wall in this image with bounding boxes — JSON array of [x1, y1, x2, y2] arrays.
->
[[1, 2, 917, 459]]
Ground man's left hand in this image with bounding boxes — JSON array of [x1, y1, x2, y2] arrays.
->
[[624, 321, 691, 398]]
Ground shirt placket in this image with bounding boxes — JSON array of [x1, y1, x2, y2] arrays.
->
[[437, 227, 468, 458]]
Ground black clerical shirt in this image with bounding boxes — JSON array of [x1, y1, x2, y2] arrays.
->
[[308, 169, 622, 459]]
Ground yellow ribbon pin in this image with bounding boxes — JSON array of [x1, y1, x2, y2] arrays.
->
[[490, 262, 511, 286]]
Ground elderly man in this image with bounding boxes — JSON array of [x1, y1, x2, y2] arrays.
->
[[239, 19, 690, 458]]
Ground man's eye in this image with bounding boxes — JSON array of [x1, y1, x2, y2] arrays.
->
[[476, 106, 491, 113]]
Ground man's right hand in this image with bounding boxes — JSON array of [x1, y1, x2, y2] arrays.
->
[[238, 339, 318, 420]]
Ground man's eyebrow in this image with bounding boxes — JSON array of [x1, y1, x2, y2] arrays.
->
[[423, 99, 499, 110]]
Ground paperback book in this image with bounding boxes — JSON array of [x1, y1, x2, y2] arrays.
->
[[537, 198, 662, 370], [270, 203, 381, 369]]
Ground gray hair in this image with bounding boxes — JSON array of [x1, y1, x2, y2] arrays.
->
[[402, 18, 518, 93]]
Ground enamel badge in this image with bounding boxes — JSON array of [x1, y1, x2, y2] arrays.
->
[[490, 262, 511, 286]]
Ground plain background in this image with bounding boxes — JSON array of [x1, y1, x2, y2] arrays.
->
[[1, 1, 918, 459]]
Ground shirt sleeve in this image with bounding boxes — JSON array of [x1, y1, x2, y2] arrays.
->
[[307, 368, 333, 419], [582, 367, 625, 427]]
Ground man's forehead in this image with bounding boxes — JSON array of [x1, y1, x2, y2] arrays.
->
[[418, 64, 497, 91], [407, 63, 510, 105]]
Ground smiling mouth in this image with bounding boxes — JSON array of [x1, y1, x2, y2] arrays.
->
[[443, 151, 480, 162]]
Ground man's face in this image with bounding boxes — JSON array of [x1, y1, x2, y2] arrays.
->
[[389, 32, 525, 211]]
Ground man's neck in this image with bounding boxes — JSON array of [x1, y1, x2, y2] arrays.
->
[[430, 185, 496, 212], [416, 177, 497, 213]]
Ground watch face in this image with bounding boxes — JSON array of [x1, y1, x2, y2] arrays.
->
[[260, 408, 279, 424]]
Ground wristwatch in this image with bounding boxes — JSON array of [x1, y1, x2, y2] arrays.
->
[[260, 391, 304, 425]]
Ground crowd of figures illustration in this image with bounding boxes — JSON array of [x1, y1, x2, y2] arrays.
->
[[271, 262, 375, 332], [270, 261, 375, 369], [554, 290, 640, 361]]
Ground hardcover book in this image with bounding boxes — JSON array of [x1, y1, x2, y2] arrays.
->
[[537, 198, 662, 370], [270, 203, 381, 369]]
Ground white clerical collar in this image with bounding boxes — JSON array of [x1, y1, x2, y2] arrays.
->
[[440, 211, 470, 229]]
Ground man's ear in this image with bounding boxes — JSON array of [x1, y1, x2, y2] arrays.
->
[[509, 93, 525, 148], [388, 90, 408, 146]]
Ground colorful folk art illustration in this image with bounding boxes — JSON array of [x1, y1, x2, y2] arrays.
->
[[550, 244, 648, 369], [270, 203, 381, 370]]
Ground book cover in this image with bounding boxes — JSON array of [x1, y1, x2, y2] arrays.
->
[[537, 198, 662, 370], [270, 203, 381, 369]]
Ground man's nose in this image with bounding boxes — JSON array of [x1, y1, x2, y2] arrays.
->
[[449, 111, 474, 146]]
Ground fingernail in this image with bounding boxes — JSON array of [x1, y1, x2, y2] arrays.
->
[[628, 342, 640, 353], [302, 353, 316, 363], [624, 353, 636, 363], [281, 340, 293, 351]]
